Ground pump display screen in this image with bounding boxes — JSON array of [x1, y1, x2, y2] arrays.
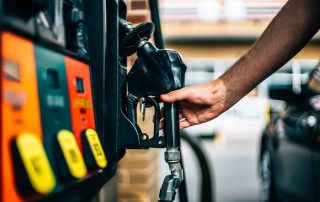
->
[[4, 59, 20, 82], [47, 69, 59, 89], [76, 77, 84, 93]]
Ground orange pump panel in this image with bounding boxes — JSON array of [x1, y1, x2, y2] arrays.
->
[[1, 32, 42, 202], [65, 57, 95, 150]]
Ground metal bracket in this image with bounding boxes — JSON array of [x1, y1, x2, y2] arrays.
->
[[118, 94, 165, 149]]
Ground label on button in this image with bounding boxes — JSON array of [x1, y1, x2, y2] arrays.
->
[[83, 129, 107, 169], [57, 130, 87, 179], [14, 133, 56, 194]]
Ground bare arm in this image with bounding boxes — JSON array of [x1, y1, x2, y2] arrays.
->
[[222, 0, 320, 108], [161, 0, 320, 128]]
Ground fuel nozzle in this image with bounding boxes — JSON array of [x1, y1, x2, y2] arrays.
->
[[120, 18, 186, 96], [127, 41, 186, 201], [120, 18, 187, 202]]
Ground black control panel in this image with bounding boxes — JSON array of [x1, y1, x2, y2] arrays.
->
[[0, 0, 119, 201]]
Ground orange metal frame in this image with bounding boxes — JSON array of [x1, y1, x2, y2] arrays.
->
[[65, 57, 95, 151], [1, 32, 42, 202]]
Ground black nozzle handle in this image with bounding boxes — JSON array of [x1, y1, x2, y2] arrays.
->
[[164, 102, 181, 148]]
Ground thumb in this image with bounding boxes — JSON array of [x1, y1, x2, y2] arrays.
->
[[160, 87, 191, 103]]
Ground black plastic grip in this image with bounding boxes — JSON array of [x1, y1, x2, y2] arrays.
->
[[164, 102, 181, 148]]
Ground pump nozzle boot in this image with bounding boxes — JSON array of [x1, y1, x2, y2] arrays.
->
[[127, 42, 187, 97]]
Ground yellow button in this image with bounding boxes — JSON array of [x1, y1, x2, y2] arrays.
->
[[84, 129, 107, 169], [57, 130, 87, 179], [15, 133, 56, 194]]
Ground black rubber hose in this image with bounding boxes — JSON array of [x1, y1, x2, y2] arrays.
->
[[181, 132, 215, 202], [148, 0, 164, 49], [178, 157, 189, 202], [148, 1, 189, 202]]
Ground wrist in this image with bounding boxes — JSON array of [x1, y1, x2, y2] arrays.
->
[[215, 65, 248, 111]]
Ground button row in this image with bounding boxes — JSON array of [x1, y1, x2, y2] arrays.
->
[[12, 129, 107, 196]]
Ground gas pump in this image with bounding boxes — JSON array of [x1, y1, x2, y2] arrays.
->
[[0, 0, 190, 201], [0, 0, 116, 201]]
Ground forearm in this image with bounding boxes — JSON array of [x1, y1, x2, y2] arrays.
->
[[161, 0, 320, 126], [218, 0, 320, 108]]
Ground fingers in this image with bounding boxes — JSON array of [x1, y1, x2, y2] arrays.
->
[[160, 120, 164, 129], [179, 120, 191, 129], [160, 87, 192, 103], [160, 113, 191, 130], [160, 119, 190, 129]]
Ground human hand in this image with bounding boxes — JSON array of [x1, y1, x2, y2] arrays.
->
[[160, 79, 231, 129]]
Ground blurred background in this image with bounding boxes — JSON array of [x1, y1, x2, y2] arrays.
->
[[113, 0, 320, 202]]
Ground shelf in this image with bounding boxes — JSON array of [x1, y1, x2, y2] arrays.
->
[[161, 21, 320, 44], [162, 21, 269, 39]]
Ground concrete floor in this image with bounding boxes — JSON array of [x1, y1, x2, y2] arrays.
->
[[159, 129, 261, 202]]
